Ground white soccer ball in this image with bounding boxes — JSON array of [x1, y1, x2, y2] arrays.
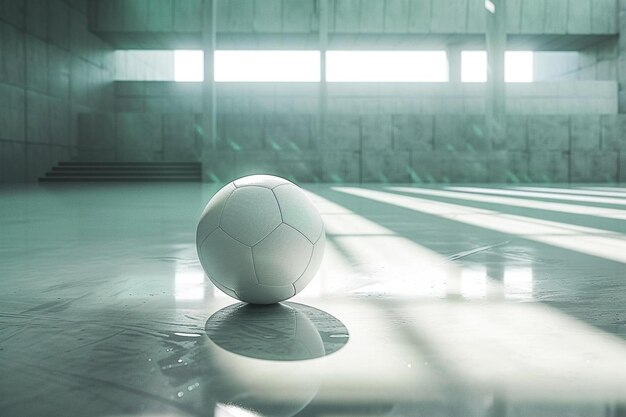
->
[[196, 175, 325, 304]]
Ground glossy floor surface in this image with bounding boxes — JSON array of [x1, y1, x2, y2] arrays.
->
[[2, 183, 626, 417]]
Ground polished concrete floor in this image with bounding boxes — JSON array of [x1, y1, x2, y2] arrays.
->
[[2, 183, 626, 417]]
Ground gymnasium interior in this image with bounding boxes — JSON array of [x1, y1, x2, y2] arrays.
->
[[2, 0, 626, 416]]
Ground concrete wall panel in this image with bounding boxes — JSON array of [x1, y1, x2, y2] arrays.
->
[[567, 0, 591, 34], [334, 0, 360, 33], [489, 151, 508, 182], [447, 154, 490, 182], [359, 0, 384, 33], [324, 115, 360, 150], [0, 141, 26, 183], [434, 116, 489, 153], [392, 115, 433, 151], [226, 0, 254, 32], [93, 0, 123, 31], [463, 115, 490, 152], [466, 0, 485, 33], [202, 151, 236, 182], [253, 0, 281, 32], [407, 0, 431, 33], [384, 0, 409, 33], [410, 151, 445, 183], [361, 114, 392, 150], [276, 151, 322, 182], [0, 22, 25, 86], [505, 115, 528, 151], [48, 99, 70, 146], [591, 0, 617, 34], [361, 150, 410, 182], [122, 0, 150, 32], [599, 115, 619, 150], [77, 113, 116, 152], [25, 35, 47, 93], [264, 114, 312, 151], [544, 0, 568, 34], [506, 0, 522, 33], [571, 150, 618, 182], [434, 115, 462, 151], [411, 150, 492, 183], [0, 83, 25, 142], [163, 113, 199, 161], [26, 143, 69, 181], [0, 0, 25, 28], [25, 0, 47, 39], [528, 151, 569, 182], [320, 151, 360, 182], [70, 8, 90, 57], [145, 0, 172, 32], [527, 115, 570, 150], [520, 0, 545, 34], [48, 45, 70, 99], [506, 151, 530, 183], [430, 0, 467, 33], [25, 92, 50, 144], [570, 115, 600, 150], [174, 0, 201, 31], [234, 151, 280, 177], [116, 113, 163, 161], [221, 114, 264, 150], [48, 0, 70, 48], [283, 0, 314, 32]]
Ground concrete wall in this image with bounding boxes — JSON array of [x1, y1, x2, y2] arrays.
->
[[534, 39, 618, 81], [90, 0, 618, 36], [113, 81, 618, 115], [0, 0, 115, 183], [77, 112, 626, 183], [88, 0, 618, 49]]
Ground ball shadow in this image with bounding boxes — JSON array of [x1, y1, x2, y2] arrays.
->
[[205, 301, 349, 361]]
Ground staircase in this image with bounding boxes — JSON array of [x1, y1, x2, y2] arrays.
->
[[39, 162, 202, 182]]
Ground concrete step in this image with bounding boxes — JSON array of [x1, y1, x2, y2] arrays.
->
[[59, 162, 200, 167], [52, 166, 200, 172], [40, 176, 201, 182], [47, 172, 200, 176], [40, 162, 202, 182]]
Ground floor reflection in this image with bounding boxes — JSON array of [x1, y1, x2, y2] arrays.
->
[[200, 303, 349, 417], [205, 302, 349, 361]]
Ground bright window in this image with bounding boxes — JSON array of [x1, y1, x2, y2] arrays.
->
[[175, 50, 204, 82], [461, 51, 488, 83], [327, 51, 448, 82], [214, 50, 320, 82], [461, 51, 533, 83], [115, 50, 175, 81], [506, 51, 533, 82]]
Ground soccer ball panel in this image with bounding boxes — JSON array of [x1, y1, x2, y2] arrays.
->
[[273, 184, 323, 243], [198, 228, 257, 294], [211, 278, 239, 300], [252, 224, 313, 287], [236, 284, 295, 305], [234, 174, 291, 189], [294, 233, 326, 294], [220, 186, 282, 246], [197, 182, 236, 245]]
